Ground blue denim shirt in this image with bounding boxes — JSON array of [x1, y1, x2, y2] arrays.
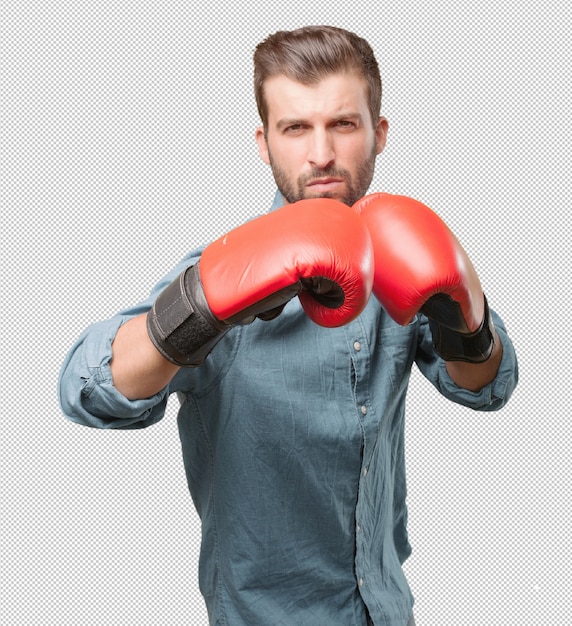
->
[[58, 191, 518, 626]]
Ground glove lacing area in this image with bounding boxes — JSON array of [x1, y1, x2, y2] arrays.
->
[[146, 264, 230, 367], [421, 293, 495, 363]]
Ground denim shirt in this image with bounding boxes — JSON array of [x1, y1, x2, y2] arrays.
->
[[58, 191, 519, 626]]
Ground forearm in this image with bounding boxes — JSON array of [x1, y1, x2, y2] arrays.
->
[[110, 314, 180, 400], [445, 329, 503, 392]]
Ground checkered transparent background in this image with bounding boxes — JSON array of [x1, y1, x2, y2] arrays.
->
[[3, 1, 570, 625]]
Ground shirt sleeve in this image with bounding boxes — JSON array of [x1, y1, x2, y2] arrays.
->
[[415, 307, 519, 411], [57, 248, 204, 429]]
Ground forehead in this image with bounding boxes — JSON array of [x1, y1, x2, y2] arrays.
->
[[263, 73, 369, 124]]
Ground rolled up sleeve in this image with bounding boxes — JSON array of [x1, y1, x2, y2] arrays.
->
[[58, 314, 170, 429], [58, 249, 204, 429]]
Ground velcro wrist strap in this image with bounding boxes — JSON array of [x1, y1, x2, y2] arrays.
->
[[428, 295, 495, 363], [146, 264, 229, 367]]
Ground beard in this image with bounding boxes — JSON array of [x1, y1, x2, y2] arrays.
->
[[268, 144, 378, 207]]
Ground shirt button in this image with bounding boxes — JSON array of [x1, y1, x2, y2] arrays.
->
[[360, 405, 367, 415], [363, 467, 368, 477], [356, 524, 361, 533], [359, 577, 364, 587], [353, 341, 361, 351]]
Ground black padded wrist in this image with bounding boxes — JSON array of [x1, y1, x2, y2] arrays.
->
[[146, 264, 230, 367], [426, 294, 495, 363]]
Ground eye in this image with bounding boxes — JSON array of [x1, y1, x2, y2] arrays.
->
[[335, 119, 357, 130], [284, 124, 305, 135]]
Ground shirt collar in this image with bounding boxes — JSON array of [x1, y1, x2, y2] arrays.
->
[[269, 189, 285, 213]]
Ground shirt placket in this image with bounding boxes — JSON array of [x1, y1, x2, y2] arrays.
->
[[345, 322, 375, 601]]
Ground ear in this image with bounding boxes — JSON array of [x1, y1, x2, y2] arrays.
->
[[374, 117, 389, 155], [255, 126, 271, 165]]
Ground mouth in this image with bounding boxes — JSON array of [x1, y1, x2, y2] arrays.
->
[[306, 178, 344, 193]]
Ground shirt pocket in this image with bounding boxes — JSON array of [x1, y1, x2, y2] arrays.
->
[[375, 318, 418, 396]]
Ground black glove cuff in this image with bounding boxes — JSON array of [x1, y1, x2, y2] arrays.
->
[[427, 295, 495, 363], [146, 264, 229, 367]]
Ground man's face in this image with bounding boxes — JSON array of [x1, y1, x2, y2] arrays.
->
[[255, 73, 388, 206]]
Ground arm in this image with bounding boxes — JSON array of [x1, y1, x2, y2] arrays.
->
[[110, 314, 180, 400], [414, 306, 518, 411], [445, 328, 503, 391], [63, 197, 373, 419]]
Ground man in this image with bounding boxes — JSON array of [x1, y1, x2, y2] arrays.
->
[[59, 26, 518, 626]]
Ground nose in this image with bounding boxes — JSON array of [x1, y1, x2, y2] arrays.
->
[[307, 128, 335, 169]]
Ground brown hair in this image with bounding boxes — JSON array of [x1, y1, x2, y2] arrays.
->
[[253, 25, 382, 130]]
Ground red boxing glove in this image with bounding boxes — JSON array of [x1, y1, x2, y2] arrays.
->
[[200, 198, 373, 327], [354, 192, 495, 362], [147, 198, 374, 366]]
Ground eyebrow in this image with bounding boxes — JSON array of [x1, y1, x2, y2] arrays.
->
[[275, 112, 364, 131]]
